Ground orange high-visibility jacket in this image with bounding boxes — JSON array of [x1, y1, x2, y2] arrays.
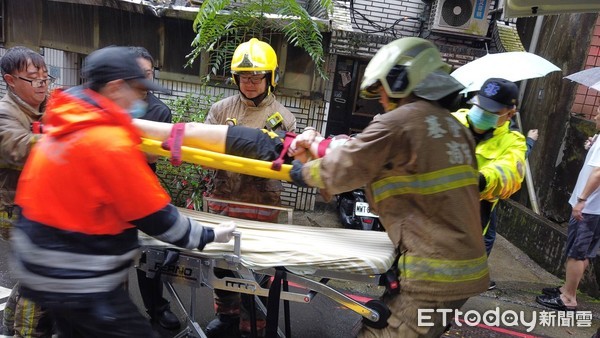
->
[[17, 87, 170, 235]]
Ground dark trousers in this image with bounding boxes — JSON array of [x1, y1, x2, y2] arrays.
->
[[484, 207, 497, 256], [48, 288, 159, 338], [213, 268, 269, 331], [136, 268, 169, 318]]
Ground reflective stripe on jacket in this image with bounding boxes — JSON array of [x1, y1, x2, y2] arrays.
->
[[302, 100, 489, 301], [400, 254, 488, 283], [371, 165, 478, 202]]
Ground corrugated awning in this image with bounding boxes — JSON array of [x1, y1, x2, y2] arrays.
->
[[48, 0, 330, 26], [493, 21, 526, 53]]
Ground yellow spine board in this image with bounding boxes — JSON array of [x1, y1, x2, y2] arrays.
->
[[140, 138, 292, 182]]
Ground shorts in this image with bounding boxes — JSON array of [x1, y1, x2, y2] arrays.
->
[[565, 215, 600, 260], [225, 126, 285, 161]]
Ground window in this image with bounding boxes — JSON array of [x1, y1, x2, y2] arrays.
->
[[41, 1, 94, 53], [98, 7, 160, 60], [280, 42, 315, 93], [163, 17, 201, 77]]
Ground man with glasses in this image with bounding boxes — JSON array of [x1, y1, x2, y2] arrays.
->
[[451, 78, 527, 290], [130, 47, 173, 172], [0, 46, 54, 338], [203, 38, 296, 338], [14, 77, 53, 88]]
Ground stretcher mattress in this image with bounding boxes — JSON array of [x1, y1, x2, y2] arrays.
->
[[139, 209, 397, 276]]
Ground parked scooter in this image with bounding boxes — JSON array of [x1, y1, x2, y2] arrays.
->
[[336, 188, 383, 231]]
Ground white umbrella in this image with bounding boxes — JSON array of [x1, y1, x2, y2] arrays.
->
[[564, 67, 600, 91], [450, 51, 561, 93]]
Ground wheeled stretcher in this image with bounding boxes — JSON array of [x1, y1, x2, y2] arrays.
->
[[137, 208, 398, 338]]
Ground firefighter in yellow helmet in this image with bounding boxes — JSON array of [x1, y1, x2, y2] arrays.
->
[[290, 37, 489, 337], [204, 38, 296, 337]]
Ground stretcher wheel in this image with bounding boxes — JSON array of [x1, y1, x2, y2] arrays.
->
[[362, 299, 390, 329]]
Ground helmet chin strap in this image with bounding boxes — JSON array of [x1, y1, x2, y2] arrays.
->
[[239, 88, 269, 106]]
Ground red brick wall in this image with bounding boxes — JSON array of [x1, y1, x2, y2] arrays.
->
[[571, 16, 600, 120]]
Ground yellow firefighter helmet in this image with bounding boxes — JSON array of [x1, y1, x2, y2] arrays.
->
[[231, 38, 279, 88]]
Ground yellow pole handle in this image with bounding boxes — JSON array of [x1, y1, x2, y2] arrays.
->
[[140, 137, 293, 182]]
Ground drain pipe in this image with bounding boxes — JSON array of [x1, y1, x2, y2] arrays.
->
[[517, 15, 544, 215]]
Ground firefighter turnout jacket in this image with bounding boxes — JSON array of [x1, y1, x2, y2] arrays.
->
[[205, 93, 296, 221], [301, 100, 489, 300], [0, 91, 44, 240]]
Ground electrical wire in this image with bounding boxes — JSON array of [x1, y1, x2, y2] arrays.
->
[[344, 0, 422, 37]]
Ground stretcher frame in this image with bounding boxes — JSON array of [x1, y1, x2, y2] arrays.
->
[[201, 196, 295, 225], [137, 232, 391, 338], [137, 136, 394, 336]]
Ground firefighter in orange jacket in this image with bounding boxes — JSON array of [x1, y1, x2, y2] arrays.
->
[[290, 37, 489, 337]]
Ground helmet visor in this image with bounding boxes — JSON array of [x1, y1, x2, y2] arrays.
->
[[360, 45, 402, 95], [361, 80, 382, 99], [231, 70, 269, 75]]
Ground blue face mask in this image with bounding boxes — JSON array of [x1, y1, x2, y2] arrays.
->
[[128, 99, 148, 119], [467, 106, 500, 131]]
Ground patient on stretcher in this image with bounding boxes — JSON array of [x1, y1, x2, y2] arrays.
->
[[133, 119, 351, 164]]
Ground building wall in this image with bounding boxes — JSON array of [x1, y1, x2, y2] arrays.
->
[[571, 16, 600, 120], [514, 13, 599, 222], [331, 0, 497, 76], [341, 0, 424, 38]]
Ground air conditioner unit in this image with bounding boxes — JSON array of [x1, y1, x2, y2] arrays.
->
[[430, 0, 491, 38]]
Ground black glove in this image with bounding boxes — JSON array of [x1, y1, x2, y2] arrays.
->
[[478, 173, 487, 192], [290, 160, 308, 187]]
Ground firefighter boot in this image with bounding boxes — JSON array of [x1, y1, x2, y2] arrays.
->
[[205, 314, 240, 338], [154, 308, 180, 330]]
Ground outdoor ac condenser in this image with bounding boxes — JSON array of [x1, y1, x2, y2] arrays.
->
[[430, 0, 491, 38]]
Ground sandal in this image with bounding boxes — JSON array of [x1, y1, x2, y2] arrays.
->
[[541, 286, 561, 297]]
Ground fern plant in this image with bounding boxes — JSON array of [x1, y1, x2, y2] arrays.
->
[[156, 88, 224, 210], [188, 0, 333, 80]]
